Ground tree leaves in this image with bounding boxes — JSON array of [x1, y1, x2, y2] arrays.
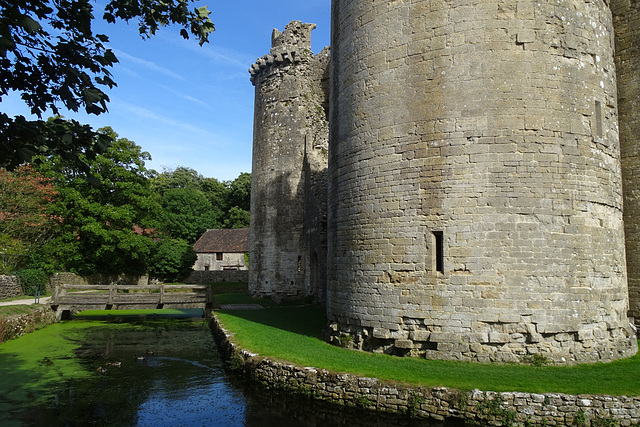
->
[[0, 0, 214, 169], [19, 16, 42, 34], [152, 167, 251, 232], [33, 125, 162, 275], [0, 115, 112, 172], [0, 165, 58, 272]]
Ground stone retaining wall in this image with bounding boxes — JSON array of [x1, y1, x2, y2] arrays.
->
[[0, 275, 22, 300], [185, 270, 248, 284], [211, 314, 640, 426], [0, 306, 57, 344]]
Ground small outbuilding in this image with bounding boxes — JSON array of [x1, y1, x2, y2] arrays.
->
[[193, 228, 249, 271]]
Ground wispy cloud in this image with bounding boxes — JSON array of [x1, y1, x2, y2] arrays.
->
[[115, 101, 218, 140], [157, 84, 211, 109], [112, 49, 186, 81], [163, 33, 254, 72], [198, 46, 253, 71]]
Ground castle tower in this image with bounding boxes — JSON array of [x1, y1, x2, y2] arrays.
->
[[612, 1, 640, 325], [326, 0, 637, 363], [249, 21, 330, 301]]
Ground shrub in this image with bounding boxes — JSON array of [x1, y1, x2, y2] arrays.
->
[[15, 268, 48, 296]]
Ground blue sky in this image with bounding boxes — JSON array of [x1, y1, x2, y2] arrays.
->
[[2, 0, 331, 181]]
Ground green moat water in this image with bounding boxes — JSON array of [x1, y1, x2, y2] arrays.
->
[[0, 310, 460, 426]]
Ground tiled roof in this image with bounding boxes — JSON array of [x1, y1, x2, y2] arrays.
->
[[193, 228, 249, 253]]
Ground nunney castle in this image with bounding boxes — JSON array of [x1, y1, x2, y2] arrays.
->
[[247, 0, 640, 365]]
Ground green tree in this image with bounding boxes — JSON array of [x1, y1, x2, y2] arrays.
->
[[153, 166, 205, 195], [0, 164, 58, 272], [201, 176, 229, 221], [226, 172, 251, 212], [149, 238, 196, 282], [151, 167, 251, 231], [34, 126, 162, 275], [152, 167, 230, 228], [223, 206, 250, 229], [0, 0, 214, 170], [161, 187, 217, 243]]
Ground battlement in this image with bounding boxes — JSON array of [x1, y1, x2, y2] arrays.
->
[[249, 21, 319, 85], [249, 50, 305, 85]]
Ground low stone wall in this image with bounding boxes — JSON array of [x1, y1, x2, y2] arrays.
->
[[185, 270, 248, 284], [210, 315, 640, 427], [0, 275, 22, 300], [0, 306, 58, 344]]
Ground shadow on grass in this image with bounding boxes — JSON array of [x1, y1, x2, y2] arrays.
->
[[214, 296, 640, 396], [217, 303, 327, 339]]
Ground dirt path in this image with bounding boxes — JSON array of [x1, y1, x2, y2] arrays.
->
[[0, 296, 52, 307]]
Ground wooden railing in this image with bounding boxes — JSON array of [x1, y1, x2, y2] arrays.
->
[[50, 283, 216, 319]]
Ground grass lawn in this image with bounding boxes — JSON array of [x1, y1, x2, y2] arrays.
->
[[215, 296, 640, 397], [0, 304, 44, 317]]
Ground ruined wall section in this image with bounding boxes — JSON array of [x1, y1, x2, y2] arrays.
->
[[612, 0, 640, 325], [327, 0, 637, 363], [249, 21, 329, 301], [303, 49, 330, 303]]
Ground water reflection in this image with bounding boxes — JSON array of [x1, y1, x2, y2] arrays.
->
[[6, 312, 462, 426]]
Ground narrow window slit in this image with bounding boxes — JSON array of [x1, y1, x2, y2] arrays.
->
[[595, 100, 603, 138], [433, 231, 444, 274]]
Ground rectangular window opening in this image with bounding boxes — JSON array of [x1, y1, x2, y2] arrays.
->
[[433, 231, 444, 274], [216, 252, 223, 261], [595, 100, 603, 138], [297, 256, 302, 272]]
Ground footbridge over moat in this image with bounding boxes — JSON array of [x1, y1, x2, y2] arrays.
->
[[50, 284, 217, 320]]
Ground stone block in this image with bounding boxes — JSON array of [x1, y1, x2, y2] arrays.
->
[[516, 29, 536, 44], [489, 332, 510, 343], [430, 332, 460, 343], [373, 328, 390, 339], [395, 339, 414, 349], [409, 330, 431, 341]]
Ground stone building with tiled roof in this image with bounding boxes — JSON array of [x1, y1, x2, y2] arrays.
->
[[192, 228, 249, 271]]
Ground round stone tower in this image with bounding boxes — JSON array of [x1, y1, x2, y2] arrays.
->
[[612, 0, 640, 326], [327, 0, 637, 363], [249, 21, 330, 301]]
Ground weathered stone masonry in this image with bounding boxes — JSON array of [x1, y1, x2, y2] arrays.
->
[[613, 0, 640, 323], [249, 21, 330, 302], [250, 1, 640, 364]]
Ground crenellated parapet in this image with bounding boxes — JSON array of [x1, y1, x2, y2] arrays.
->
[[249, 50, 306, 85], [249, 21, 317, 85]]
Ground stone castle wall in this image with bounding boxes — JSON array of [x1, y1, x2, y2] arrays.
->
[[613, 0, 640, 323], [326, 0, 636, 363], [249, 21, 330, 302], [250, 2, 639, 364]]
